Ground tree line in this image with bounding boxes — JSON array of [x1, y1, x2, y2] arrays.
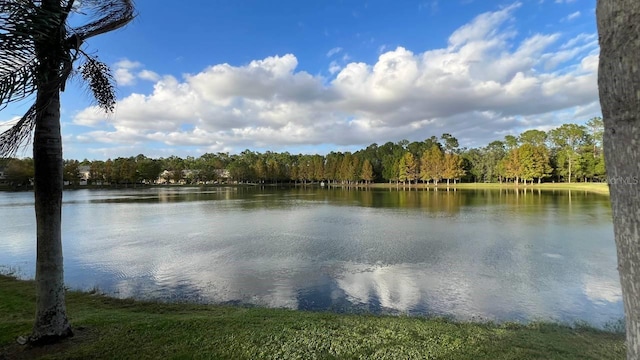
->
[[1, 118, 604, 187]]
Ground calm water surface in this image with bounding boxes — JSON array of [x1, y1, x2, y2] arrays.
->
[[0, 187, 622, 327]]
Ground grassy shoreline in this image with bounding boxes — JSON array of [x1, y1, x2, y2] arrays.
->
[[363, 182, 611, 195], [0, 275, 624, 359], [1, 182, 610, 196]]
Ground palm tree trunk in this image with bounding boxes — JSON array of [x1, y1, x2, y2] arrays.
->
[[31, 0, 72, 342], [31, 88, 72, 342], [597, 0, 640, 358]]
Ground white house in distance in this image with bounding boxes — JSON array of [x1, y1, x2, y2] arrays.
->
[[156, 169, 230, 185], [79, 165, 91, 185]]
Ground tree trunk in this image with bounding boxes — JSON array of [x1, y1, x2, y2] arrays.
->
[[31, 86, 72, 343], [597, 1, 640, 358], [29, 0, 72, 343]]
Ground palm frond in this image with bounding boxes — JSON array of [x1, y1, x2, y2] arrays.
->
[[0, 104, 36, 157], [0, 1, 39, 109], [0, 0, 134, 154], [0, 1, 77, 109], [72, 0, 135, 41]]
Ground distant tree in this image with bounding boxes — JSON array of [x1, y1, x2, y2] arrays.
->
[[518, 144, 551, 184], [576, 146, 603, 182], [485, 141, 507, 183], [360, 159, 374, 185], [424, 136, 441, 151], [499, 148, 522, 184], [63, 160, 79, 185], [383, 157, 400, 184], [228, 160, 250, 183], [266, 157, 280, 183], [234, 150, 258, 182], [519, 129, 548, 147], [420, 146, 444, 185], [380, 142, 403, 183], [397, 154, 408, 185], [324, 152, 342, 183], [104, 159, 114, 184], [504, 135, 519, 150], [462, 148, 484, 182], [137, 158, 162, 184], [549, 124, 587, 183], [442, 153, 465, 185], [289, 162, 300, 184], [298, 155, 312, 183], [4, 158, 34, 187], [441, 133, 459, 153], [400, 152, 419, 185], [275, 152, 292, 182], [407, 141, 427, 158], [586, 117, 604, 157], [117, 157, 137, 185], [349, 156, 361, 183], [167, 157, 185, 184], [531, 145, 552, 184], [89, 160, 105, 185], [253, 159, 267, 183], [519, 147, 536, 184], [356, 143, 382, 180], [338, 153, 353, 183], [312, 155, 324, 182]]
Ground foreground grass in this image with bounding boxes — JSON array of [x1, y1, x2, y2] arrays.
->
[[0, 275, 624, 359]]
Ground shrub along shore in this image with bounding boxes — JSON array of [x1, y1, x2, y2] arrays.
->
[[0, 275, 624, 359]]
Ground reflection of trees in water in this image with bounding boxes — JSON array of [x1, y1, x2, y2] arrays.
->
[[317, 187, 466, 214], [86, 187, 611, 226]]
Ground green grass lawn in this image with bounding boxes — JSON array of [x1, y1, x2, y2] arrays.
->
[[0, 275, 625, 359]]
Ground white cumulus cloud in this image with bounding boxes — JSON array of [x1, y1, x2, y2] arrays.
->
[[72, 4, 601, 157]]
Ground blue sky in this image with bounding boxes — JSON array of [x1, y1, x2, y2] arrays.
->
[[1, 0, 599, 160]]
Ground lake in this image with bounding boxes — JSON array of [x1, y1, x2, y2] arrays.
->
[[0, 186, 623, 328]]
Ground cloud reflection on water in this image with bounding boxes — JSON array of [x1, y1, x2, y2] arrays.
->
[[0, 188, 623, 327]]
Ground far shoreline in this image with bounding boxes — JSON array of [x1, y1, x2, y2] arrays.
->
[[0, 181, 611, 196], [362, 182, 611, 195]]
